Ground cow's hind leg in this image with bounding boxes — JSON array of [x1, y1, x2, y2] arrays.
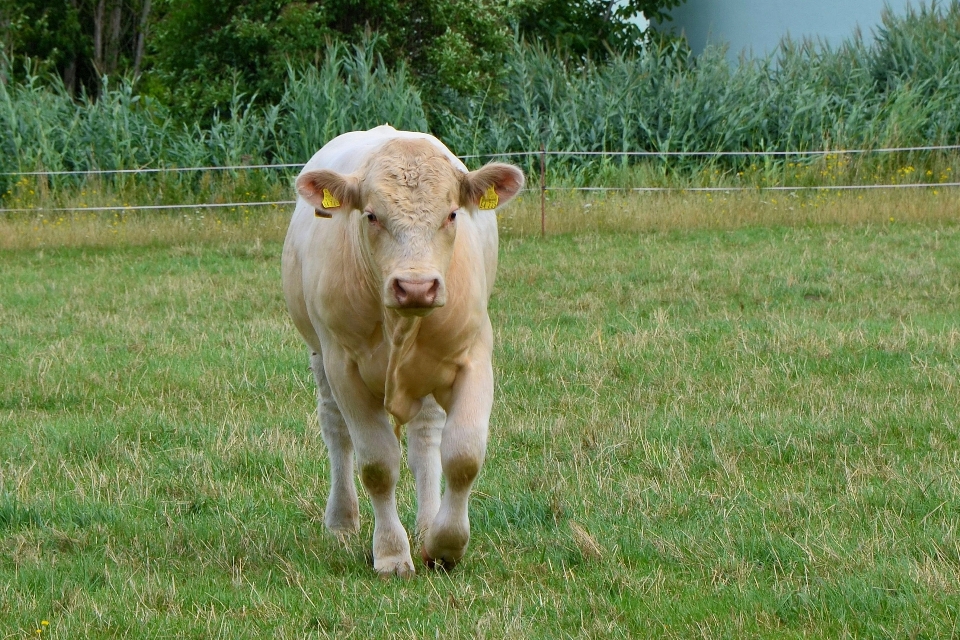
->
[[311, 351, 359, 536], [407, 396, 445, 541]]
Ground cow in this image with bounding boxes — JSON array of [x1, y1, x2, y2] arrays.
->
[[282, 125, 524, 577]]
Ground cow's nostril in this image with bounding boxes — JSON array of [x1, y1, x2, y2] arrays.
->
[[424, 280, 439, 304], [392, 279, 408, 304]]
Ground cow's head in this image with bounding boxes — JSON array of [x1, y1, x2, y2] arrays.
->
[[296, 139, 524, 316]]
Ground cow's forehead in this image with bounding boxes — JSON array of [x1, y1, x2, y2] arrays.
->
[[362, 140, 461, 215]]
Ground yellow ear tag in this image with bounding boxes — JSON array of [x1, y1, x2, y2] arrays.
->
[[478, 185, 499, 210], [321, 188, 341, 209]]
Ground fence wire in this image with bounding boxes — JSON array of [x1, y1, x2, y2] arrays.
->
[[4, 143, 960, 178], [460, 143, 960, 160], [4, 182, 958, 214], [2, 143, 959, 214]]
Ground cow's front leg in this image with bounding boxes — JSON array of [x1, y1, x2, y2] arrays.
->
[[407, 396, 445, 540], [326, 353, 415, 578], [422, 355, 493, 569], [311, 351, 359, 536]]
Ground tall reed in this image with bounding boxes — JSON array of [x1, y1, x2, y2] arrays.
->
[[1, 0, 959, 204]]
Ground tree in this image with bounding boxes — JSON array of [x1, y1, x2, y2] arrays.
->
[[0, 0, 152, 94], [144, 0, 514, 120], [0, 0, 687, 114], [144, 0, 328, 116], [515, 0, 685, 58]]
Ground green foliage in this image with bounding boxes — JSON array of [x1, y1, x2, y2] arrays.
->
[[146, 0, 515, 119], [0, 39, 427, 195], [436, 1, 960, 174], [0, 0, 152, 95], [515, 0, 684, 58], [146, 0, 330, 116], [0, 67, 169, 180], [0, 1, 81, 60], [1, 0, 686, 118], [279, 41, 428, 164], [0, 0, 87, 83]]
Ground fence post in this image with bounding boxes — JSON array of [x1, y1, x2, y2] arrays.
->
[[540, 145, 546, 238]]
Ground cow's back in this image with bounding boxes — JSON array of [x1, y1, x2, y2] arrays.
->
[[302, 125, 467, 175], [284, 125, 482, 262]]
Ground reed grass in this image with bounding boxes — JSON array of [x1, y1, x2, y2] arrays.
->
[[2, 1, 960, 205]]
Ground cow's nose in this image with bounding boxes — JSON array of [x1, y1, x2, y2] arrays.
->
[[392, 278, 440, 308]]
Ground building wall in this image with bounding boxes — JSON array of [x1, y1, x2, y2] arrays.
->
[[659, 0, 918, 60]]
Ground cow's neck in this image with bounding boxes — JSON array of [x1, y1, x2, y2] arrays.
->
[[351, 218, 382, 308], [382, 312, 423, 424], [351, 219, 430, 424]]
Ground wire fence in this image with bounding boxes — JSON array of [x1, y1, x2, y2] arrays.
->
[[0, 163, 304, 178], [460, 143, 960, 160], [0, 200, 298, 213], [4, 143, 960, 178], [2, 143, 959, 216]]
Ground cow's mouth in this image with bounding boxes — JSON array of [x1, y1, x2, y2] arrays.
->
[[391, 305, 439, 318]]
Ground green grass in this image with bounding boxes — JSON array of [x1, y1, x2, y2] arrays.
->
[[2, 202, 960, 637]]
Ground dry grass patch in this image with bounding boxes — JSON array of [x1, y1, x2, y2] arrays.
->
[[3, 188, 959, 250], [502, 187, 960, 235]]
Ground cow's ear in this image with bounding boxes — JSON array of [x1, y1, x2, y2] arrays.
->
[[461, 163, 525, 211], [296, 169, 360, 216]]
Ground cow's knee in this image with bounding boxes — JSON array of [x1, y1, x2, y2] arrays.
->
[[361, 462, 398, 496], [319, 403, 350, 448], [443, 453, 482, 492], [319, 397, 345, 426]]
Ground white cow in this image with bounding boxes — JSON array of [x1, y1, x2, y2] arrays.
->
[[282, 125, 524, 577]]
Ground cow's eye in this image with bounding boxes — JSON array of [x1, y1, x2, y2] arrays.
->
[[365, 212, 378, 224], [447, 211, 457, 223]]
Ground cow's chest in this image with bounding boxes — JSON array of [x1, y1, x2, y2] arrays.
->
[[349, 320, 464, 408]]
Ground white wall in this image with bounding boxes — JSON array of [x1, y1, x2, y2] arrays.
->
[[660, 0, 918, 60]]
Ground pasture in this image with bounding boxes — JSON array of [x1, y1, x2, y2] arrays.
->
[[2, 191, 960, 638]]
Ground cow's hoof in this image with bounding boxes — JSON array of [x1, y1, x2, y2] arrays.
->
[[375, 557, 416, 579], [420, 545, 460, 571], [329, 527, 359, 550], [326, 518, 360, 533], [324, 502, 360, 535], [422, 519, 468, 569], [325, 520, 360, 543]]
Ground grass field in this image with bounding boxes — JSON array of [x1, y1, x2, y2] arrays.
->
[[2, 192, 960, 637]]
